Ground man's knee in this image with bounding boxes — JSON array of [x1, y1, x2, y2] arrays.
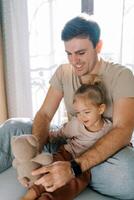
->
[[90, 147, 134, 199], [1, 118, 33, 135]]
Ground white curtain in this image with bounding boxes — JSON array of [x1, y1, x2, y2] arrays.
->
[[1, 0, 33, 118], [121, 0, 134, 71]]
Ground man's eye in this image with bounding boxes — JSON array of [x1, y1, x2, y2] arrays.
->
[[79, 52, 85, 55]]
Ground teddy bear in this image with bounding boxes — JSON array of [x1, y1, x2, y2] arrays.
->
[[11, 134, 53, 200]]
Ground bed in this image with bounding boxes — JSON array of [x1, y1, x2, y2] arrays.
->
[[0, 167, 116, 200]]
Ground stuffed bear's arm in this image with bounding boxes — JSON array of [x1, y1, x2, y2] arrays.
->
[[31, 152, 53, 166]]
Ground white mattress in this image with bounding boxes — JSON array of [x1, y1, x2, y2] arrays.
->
[[0, 167, 115, 200]]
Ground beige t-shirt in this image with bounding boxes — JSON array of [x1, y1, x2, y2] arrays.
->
[[50, 58, 134, 120]]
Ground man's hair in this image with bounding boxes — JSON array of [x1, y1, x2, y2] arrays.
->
[[61, 14, 101, 48]]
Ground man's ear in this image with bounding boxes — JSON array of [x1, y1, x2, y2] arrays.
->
[[95, 40, 103, 53]]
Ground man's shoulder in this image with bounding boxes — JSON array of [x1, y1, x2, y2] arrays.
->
[[101, 58, 131, 74], [100, 59, 134, 84]]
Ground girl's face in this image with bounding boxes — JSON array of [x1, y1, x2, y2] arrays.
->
[[73, 97, 105, 132]]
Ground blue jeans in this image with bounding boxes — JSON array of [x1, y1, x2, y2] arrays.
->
[[0, 118, 134, 199], [90, 147, 134, 199]]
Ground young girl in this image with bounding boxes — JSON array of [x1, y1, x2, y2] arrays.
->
[[22, 75, 112, 200], [60, 74, 112, 159]]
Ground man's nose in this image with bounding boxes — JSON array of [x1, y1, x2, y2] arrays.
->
[[70, 55, 80, 65]]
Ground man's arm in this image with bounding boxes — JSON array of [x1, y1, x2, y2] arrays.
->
[[32, 85, 63, 151], [76, 97, 134, 171]]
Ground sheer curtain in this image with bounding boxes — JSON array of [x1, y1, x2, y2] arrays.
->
[[121, 0, 134, 72], [1, 0, 33, 118], [0, 25, 7, 123]]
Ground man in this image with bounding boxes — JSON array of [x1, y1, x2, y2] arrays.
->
[[31, 14, 134, 199]]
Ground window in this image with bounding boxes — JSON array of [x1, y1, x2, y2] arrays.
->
[[27, 0, 81, 125], [27, 0, 134, 125]]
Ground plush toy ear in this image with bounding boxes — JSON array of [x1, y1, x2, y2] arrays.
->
[[27, 135, 39, 148]]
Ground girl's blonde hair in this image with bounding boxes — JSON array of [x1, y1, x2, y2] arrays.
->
[[74, 74, 107, 105]]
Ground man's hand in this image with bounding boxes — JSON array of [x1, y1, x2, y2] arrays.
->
[[32, 161, 74, 192]]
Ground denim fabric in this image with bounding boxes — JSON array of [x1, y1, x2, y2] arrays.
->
[[90, 147, 134, 199]]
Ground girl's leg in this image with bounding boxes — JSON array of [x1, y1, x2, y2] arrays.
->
[[37, 172, 90, 200], [21, 184, 45, 200]]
